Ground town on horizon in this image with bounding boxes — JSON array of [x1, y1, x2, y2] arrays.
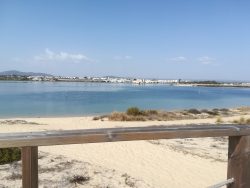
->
[[0, 70, 250, 88]]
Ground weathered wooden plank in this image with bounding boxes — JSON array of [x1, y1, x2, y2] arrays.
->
[[22, 146, 38, 188], [0, 125, 250, 148], [227, 136, 250, 188]]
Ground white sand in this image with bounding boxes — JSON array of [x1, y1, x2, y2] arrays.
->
[[1, 115, 249, 188]]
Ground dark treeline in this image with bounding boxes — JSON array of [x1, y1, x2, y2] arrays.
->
[[0, 75, 29, 81]]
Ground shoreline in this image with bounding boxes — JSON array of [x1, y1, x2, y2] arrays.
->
[[0, 106, 249, 120], [1, 79, 250, 88], [0, 113, 99, 119], [0, 106, 250, 124], [1, 113, 250, 127]]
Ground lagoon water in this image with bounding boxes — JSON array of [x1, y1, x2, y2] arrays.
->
[[0, 81, 250, 118]]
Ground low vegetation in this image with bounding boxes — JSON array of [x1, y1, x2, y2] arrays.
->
[[187, 109, 201, 114], [126, 107, 143, 116], [109, 112, 146, 121], [93, 107, 250, 124], [93, 106, 247, 122], [0, 148, 21, 165], [69, 174, 90, 186], [0, 120, 42, 125], [232, 117, 250, 125], [216, 117, 223, 124], [0, 75, 29, 81], [6, 172, 22, 180], [122, 173, 136, 187], [92, 115, 108, 121]]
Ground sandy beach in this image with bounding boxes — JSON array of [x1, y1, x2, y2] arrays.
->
[[1, 114, 250, 188]]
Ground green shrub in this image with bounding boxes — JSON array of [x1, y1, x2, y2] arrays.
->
[[200, 109, 219, 115], [145, 110, 158, 115], [220, 108, 229, 112], [126, 107, 142, 116], [0, 148, 21, 165], [69, 175, 90, 185], [92, 116, 99, 120], [201, 109, 209, 114], [187, 109, 201, 114], [207, 110, 219, 116]]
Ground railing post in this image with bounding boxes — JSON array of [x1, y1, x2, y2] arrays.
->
[[227, 136, 250, 188], [22, 146, 38, 188]]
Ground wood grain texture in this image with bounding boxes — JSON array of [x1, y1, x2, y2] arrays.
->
[[22, 147, 38, 188], [227, 136, 250, 188], [0, 125, 250, 148]]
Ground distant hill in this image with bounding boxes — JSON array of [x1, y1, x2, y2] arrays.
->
[[0, 70, 53, 77]]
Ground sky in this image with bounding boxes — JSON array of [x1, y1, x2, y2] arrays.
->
[[1, 0, 250, 81]]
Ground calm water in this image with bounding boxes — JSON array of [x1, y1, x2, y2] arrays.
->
[[0, 81, 250, 118]]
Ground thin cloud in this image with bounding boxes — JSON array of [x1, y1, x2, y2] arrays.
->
[[34, 49, 93, 63], [11, 57, 23, 62], [197, 56, 216, 65], [113, 55, 132, 60], [169, 56, 187, 62]]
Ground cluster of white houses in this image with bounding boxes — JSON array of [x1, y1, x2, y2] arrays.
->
[[27, 76, 180, 84], [26, 76, 250, 87]]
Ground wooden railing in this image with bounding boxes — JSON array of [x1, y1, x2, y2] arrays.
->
[[1, 124, 250, 188]]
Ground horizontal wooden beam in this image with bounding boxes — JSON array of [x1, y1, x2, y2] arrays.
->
[[0, 125, 250, 148]]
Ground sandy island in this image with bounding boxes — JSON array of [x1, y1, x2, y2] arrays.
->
[[1, 112, 250, 188]]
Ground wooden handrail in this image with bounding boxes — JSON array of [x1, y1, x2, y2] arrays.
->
[[0, 124, 250, 188], [0, 125, 250, 148]]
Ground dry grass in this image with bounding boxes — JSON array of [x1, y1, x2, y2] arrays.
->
[[215, 116, 223, 124], [108, 108, 202, 121], [0, 120, 43, 125], [6, 172, 22, 180], [232, 117, 250, 125], [247, 119, 250, 124], [93, 106, 250, 122], [109, 112, 146, 121], [122, 173, 136, 187], [237, 107, 250, 112], [92, 117, 100, 121], [92, 115, 108, 121]]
